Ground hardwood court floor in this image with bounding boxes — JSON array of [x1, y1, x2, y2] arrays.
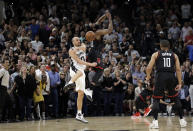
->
[[0, 116, 192, 131]]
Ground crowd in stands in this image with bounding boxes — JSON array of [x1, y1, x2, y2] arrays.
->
[[0, 0, 193, 122]]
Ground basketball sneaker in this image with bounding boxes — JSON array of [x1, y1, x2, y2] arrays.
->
[[179, 118, 187, 128], [144, 107, 152, 117], [131, 112, 141, 119], [76, 113, 88, 123], [84, 88, 93, 102], [63, 82, 76, 90], [149, 119, 159, 129]]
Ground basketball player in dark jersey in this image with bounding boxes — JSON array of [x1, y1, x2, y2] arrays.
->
[[87, 10, 113, 85], [146, 40, 187, 129]]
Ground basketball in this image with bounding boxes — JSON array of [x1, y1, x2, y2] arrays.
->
[[85, 31, 95, 42]]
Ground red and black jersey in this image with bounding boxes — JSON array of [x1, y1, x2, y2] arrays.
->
[[155, 50, 175, 73]]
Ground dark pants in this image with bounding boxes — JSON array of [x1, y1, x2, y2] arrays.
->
[[0, 87, 13, 121], [58, 92, 69, 117], [10, 92, 18, 120], [103, 92, 112, 115], [92, 70, 103, 87], [159, 103, 167, 113], [43, 95, 50, 117], [18, 96, 33, 120], [154, 72, 178, 98], [180, 99, 191, 111], [50, 87, 58, 117], [92, 86, 102, 116], [114, 92, 124, 115]]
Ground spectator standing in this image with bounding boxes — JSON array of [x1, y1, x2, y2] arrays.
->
[[35, 64, 50, 118], [179, 83, 190, 115], [101, 68, 113, 116], [58, 71, 68, 117], [168, 22, 181, 42], [31, 35, 43, 53], [113, 70, 126, 116], [48, 64, 60, 118], [28, 18, 40, 40], [33, 77, 46, 120], [0, 58, 13, 122], [181, 1, 191, 22], [181, 22, 193, 42]]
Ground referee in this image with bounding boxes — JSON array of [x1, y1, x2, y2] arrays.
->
[[0, 58, 13, 122]]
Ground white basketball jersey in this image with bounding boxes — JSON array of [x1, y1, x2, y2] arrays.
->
[[70, 47, 86, 71]]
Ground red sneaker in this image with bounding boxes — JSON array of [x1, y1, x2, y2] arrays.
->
[[131, 112, 141, 119], [144, 107, 152, 117]]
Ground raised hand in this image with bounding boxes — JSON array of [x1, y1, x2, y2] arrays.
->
[[175, 84, 182, 91], [105, 10, 111, 18]]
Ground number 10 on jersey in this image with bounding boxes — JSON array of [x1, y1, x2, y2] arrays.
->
[[163, 58, 171, 67]]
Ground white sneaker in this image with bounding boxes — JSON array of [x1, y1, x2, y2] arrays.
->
[[84, 88, 93, 102], [149, 120, 159, 129], [179, 118, 187, 128], [76, 113, 88, 123]]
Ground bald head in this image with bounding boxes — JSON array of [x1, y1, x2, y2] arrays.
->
[[72, 37, 81, 47], [72, 37, 78, 42]]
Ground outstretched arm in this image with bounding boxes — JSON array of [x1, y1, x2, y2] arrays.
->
[[69, 49, 97, 67], [95, 14, 106, 25], [146, 52, 158, 81], [95, 12, 113, 36]]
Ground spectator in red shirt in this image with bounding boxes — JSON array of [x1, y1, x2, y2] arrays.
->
[[184, 30, 193, 46]]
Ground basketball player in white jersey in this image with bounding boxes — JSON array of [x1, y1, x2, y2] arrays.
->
[[67, 37, 97, 123]]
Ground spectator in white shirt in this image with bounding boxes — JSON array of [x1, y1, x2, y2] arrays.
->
[[31, 35, 43, 53], [181, 22, 193, 42], [35, 64, 50, 95]]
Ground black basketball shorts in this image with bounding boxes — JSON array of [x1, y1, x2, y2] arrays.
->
[[153, 72, 178, 99]]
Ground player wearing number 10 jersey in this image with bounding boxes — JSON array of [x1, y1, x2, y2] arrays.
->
[[146, 40, 187, 129]]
